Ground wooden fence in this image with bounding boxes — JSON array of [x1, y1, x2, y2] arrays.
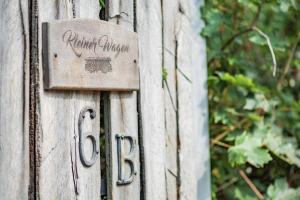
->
[[0, 0, 210, 199]]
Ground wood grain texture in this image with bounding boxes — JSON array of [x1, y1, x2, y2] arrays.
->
[[42, 19, 139, 91], [136, 0, 167, 199], [162, 0, 179, 199], [37, 0, 101, 199], [0, 0, 29, 199], [107, 0, 141, 199], [176, 0, 200, 199], [0, 0, 210, 199]]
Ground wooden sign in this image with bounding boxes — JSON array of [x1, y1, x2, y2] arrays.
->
[[42, 19, 139, 91]]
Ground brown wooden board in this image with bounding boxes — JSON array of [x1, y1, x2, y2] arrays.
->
[[42, 19, 139, 91]]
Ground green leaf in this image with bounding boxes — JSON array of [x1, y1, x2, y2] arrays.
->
[[225, 130, 241, 142], [234, 187, 257, 200], [213, 110, 230, 125], [99, 0, 105, 8], [228, 132, 272, 167], [201, 9, 223, 37], [267, 178, 300, 200], [162, 68, 168, 81], [244, 98, 257, 110], [247, 113, 262, 121], [243, 94, 276, 112], [263, 129, 300, 166], [280, 1, 291, 12], [228, 57, 238, 66], [294, 59, 300, 68], [217, 72, 265, 93]]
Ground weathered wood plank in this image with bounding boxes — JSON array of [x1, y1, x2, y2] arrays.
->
[[190, 1, 211, 199], [38, 0, 101, 199], [136, 0, 167, 199], [162, 0, 179, 199], [175, 0, 209, 199], [107, 0, 141, 199], [109, 93, 140, 200], [0, 0, 29, 199]]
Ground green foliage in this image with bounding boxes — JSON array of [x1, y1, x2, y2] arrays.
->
[[228, 132, 272, 167], [202, 0, 300, 199], [162, 67, 168, 81], [235, 187, 257, 200], [267, 178, 300, 200], [99, 0, 105, 8]]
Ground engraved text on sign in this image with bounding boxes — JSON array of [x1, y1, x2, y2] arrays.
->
[[42, 19, 139, 91], [62, 30, 130, 58]]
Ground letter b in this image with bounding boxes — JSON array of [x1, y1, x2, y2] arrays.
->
[[115, 134, 137, 185]]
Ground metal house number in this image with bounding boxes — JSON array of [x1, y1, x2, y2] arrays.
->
[[78, 107, 99, 167], [78, 107, 137, 186], [116, 134, 137, 185]]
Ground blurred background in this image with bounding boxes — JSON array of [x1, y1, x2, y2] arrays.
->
[[201, 0, 300, 199]]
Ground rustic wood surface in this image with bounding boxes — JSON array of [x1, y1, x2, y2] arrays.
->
[[162, 0, 179, 199], [43, 19, 139, 91], [0, 0, 29, 199], [176, 0, 201, 199], [136, 0, 167, 199], [0, 0, 210, 199], [107, 0, 141, 199], [37, 0, 101, 199]]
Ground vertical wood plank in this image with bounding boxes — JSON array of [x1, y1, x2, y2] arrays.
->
[[162, 0, 179, 199], [107, 0, 141, 199], [175, 0, 210, 199], [190, 0, 211, 199], [37, 0, 101, 199], [136, 0, 167, 199], [0, 0, 29, 199], [109, 93, 140, 200]]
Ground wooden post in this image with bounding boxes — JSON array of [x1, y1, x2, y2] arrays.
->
[[0, 0, 29, 199], [0, 0, 210, 199], [162, 0, 180, 199], [36, 0, 101, 199], [107, 0, 141, 199], [176, 0, 198, 197], [136, 0, 167, 199]]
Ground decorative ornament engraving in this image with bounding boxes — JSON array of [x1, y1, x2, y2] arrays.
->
[[85, 57, 112, 73]]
